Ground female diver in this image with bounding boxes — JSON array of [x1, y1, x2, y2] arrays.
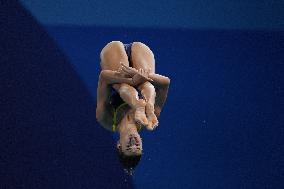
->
[[96, 41, 170, 172]]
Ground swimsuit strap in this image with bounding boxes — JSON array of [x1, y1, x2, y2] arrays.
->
[[112, 102, 143, 132], [112, 102, 128, 132]]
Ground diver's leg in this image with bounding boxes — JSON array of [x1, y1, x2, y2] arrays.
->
[[112, 83, 148, 127], [131, 42, 155, 73], [100, 41, 129, 70], [137, 82, 158, 130], [97, 41, 129, 130], [100, 41, 147, 126], [131, 42, 158, 130]]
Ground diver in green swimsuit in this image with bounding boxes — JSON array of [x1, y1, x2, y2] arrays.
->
[[96, 41, 170, 172]]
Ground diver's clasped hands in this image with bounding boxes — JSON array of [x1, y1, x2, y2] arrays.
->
[[118, 62, 153, 86]]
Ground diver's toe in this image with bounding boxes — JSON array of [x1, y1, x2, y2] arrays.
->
[[146, 122, 154, 131]]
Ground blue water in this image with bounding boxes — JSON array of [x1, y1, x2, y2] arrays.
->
[[1, 1, 284, 189]]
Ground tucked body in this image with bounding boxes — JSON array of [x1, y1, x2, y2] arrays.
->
[[96, 41, 170, 171]]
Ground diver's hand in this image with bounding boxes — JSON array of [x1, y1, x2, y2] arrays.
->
[[119, 62, 137, 77], [132, 69, 154, 86], [119, 63, 153, 79], [131, 73, 146, 86], [137, 68, 152, 79], [119, 63, 153, 86]]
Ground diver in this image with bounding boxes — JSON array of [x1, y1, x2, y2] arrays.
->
[[96, 41, 170, 173]]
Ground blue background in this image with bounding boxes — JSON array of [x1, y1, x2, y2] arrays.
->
[[1, 0, 284, 188]]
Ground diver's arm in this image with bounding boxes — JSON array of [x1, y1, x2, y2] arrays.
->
[[148, 73, 170, 87], [148, 73, 170, 117], [96, 72, 114, 128], [100, 70, 133, 85]]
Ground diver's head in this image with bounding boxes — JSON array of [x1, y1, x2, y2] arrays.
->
[[117, 129, 142, 172], [117, 131, 142, 156]]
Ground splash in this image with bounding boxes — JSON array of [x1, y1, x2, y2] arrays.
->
[[124, 168, 134, 176]]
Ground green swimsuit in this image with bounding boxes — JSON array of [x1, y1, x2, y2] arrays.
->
[[112, 102, 142, 132]]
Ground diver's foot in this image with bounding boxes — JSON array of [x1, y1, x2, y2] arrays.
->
[[145, 103, 159, 131], [134, 99, 148, 127]]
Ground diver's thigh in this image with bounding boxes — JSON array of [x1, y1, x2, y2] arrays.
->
[[131, 42, 155, 73], [100, 41, 129, 71]]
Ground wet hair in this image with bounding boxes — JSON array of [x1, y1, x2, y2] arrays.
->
[[117, 148, 142, 174]]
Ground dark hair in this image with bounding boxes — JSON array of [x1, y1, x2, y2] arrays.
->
[[117, 149, 142, 174]]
